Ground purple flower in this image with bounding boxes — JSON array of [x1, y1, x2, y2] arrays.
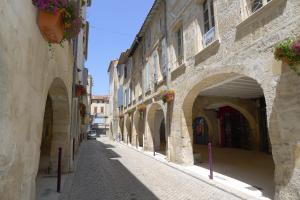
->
[[32, 0, 67, 13], [291, 40, 300, 55]]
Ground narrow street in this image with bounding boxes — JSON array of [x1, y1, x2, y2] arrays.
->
[[59, 136, 242, 200]]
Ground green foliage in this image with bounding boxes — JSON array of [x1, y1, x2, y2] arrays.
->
[[274, 38, 300, 76]]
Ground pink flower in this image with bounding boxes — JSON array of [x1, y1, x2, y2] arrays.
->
[[291, 40, 300, 55]]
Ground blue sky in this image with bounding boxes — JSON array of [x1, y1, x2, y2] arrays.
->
[[86, 0, 154, 95]]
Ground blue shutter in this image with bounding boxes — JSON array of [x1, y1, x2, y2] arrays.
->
[[125, 89, 129, 106], [118, 86, 124, 107], [82, 68, 88, 86], [154, 53, 158, 83]]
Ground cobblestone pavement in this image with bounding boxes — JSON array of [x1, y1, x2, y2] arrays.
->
[[59, 136, 243, 200]]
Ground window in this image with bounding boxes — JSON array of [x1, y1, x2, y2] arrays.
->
[[202, 0, 216, 46], [153, 53, 159, 83], [94, 107, 97, 114], [176, 27, 183, 58], [101, 107, 104, 113], [124, 66, 127, 79], [144, 63, 150, 91], [246, 0, 272, 15], [147, 30, 152, 48], [203, 0, 214, 33], [251, 0, 263, 12]]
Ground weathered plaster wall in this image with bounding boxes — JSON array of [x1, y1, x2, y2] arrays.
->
[[0, 1, 73, 200]]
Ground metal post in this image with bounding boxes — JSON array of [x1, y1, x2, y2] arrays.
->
[[72, 138, 75, 161], [208, 143, 213, 179], [153, 137, 156, 156], [57, 147, 62, 193]]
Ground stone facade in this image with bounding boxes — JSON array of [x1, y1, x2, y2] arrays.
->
[[0, 1, 90, 199], [91, 95, 110, 134], [109, 0, 300, 199]]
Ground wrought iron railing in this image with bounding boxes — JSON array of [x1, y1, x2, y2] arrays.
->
[[203, 26, 216, 47]]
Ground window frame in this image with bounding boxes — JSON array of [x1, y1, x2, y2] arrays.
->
[[176, 27, 183, 60], [243, 0, 272, 18], [203, 0, 215, 34]]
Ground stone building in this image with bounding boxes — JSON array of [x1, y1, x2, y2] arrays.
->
[[108, 60, 119, 140], [108, 0, 300, 199], [0, 0, 91, 199], [91, 95, 110, 135]]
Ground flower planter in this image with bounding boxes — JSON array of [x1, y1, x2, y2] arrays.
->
[[79, 103, 86, 117], [75, 85, 87, 97], [161, 90, 175, 103], [274, 38, 300, 76], [37, 9, 65, 43], [137, 104, 147, 113], [165, 94, 174, 103]]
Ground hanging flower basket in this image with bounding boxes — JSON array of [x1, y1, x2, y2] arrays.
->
[[75, 84, 87, 97], [274, 38, 300, 76], [37, 9, 65, 43], [32, 0, 84, 43], [79, 103, 86, 118], [137, 104, 147, 113], [161, 90, 175, 103]]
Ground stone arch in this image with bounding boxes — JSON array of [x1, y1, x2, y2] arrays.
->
[[38, 78, 71, 177], [181, 73, 266, 162], [181, 72, 277, 198], [147, 103, 167, 154], [268, 65, 300, 199]]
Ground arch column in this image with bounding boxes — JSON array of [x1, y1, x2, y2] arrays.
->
[[267, 65, 300, 200]]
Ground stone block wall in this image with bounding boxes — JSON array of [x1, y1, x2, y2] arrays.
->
[[0, 1, 74, 199]]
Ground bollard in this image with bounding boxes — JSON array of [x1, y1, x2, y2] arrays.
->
[[153, 138, 156, 156], [72, 138, 75, 161], [57, 147, 62, 193], [208, 142, 213, 179]]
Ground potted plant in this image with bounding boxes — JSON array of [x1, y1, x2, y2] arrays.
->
[[137, 104, 147, 113], [274, 38, 300, 76], [81, 0, 86, 7], [79, 103, 86, 118], [32, 0, 83, 43], [63, 1, 84, 41], [161, 90, 175, 103], [75, 84, 87, 97]]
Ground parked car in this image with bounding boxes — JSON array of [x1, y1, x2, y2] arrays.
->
[[87, 130, 97, 140]]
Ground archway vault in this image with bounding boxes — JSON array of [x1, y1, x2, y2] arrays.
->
[[146, 102, 167, 153], [39, 77, 71, 175], [182, 73, 265, 149], [133, 110, 145, 147]]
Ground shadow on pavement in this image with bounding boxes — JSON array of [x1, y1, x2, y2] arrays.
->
[[195, 145, 274, 199], [59, 140, 159, 200]]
